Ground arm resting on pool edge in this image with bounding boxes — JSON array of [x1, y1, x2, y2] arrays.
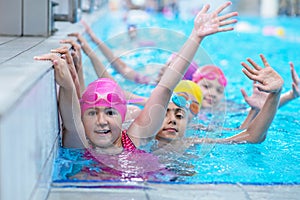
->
[[34, 53, 87, 148]]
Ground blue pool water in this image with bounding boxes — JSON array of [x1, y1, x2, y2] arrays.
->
[[54, 11, 300, 185]]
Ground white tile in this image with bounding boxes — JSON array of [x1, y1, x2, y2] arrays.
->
[[48, 188, 148, 200]]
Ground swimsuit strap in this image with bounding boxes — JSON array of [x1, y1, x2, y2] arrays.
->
[[121, 130, 137, 151]]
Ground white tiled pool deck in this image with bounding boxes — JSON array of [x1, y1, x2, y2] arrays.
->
[[1, 4, 300, 200], [48, 182, 300, 200]]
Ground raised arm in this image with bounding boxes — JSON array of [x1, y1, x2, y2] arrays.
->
[[195, 54, 283, 144], [68, 32, 147, 105], [127, 1, 238, 145], [81, 20, 151, 84], [68, 32, 113, 79], [34, 53, 87, 148], [239, 61, 299, 129], [239, 82, 268, 129], [279, 62, 299, 107]]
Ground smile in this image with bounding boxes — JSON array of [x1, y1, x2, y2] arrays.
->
[[94, 130, 110, 134]]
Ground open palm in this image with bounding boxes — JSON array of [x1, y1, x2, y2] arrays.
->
[[194, 1, 238, 37]]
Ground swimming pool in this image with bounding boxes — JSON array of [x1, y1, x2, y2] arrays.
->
[[53, 10, 300, 186]]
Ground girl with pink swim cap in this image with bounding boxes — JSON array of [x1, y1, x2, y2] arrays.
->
[[192, 65, 227, 109]]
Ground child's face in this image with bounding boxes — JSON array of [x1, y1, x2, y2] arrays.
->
[[156, 102, 189, 142], [197, 78, 225, 108], [82, 106, 123, 148]]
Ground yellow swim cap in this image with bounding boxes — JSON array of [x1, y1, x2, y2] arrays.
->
[[174, 80, 203, 107]]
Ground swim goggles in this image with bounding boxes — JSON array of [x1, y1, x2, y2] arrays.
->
[[80, 92, 144, 105], [171, 93, 200, 115], [80, 92, 126, 105], [193, 71, 227, 87]]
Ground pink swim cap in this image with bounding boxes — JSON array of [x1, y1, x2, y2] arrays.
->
[[168, 53, 198, 81], [80, 78, 127, 122], [183, 60, 198, 81], [192, 65, 227, 87]]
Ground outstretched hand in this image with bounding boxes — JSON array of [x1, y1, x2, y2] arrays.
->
[[193, 1, 238, 37], [241, 81, 268, 110], [241, 54, 284, 94]]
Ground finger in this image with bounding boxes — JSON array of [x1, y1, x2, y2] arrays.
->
[[218, 26, 234, 32], [60, 39, 73, 44], [218, 11, 238, 22], [51, 48, 69, 55], [290, 62, 300, 83], [72, 42, 81, 51], [60, 39, 81, 51], [241, 61, 258, 76], [219, 19, 238, 27], [247, 58, 262, 71], [71, 52, 79, 63], [242, 68, 257, 81], [197, 4, 210, 15], [259, 54, 271, 68], [34, 53, 60, 61], [240, 88, 248, 99], [64, 51, 74, 65], [214, 1, 232, 14], [67, 32, 80, 37], [51, 46, 69, 52], [60, 39, 77, 48]]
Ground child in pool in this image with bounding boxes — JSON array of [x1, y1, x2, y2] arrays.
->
[[192, 65, 227, 109], [193, 62, 300, 111], [153, 80, 203, 151], [156, 54, 284, 145], [34, 1, 238, 152], [186, 61, 299, 131]]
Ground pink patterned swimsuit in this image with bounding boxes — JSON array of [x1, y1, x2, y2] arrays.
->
[[80, 130, 176, 181]]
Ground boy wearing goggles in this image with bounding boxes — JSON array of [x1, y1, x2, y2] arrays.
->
[[156, 80, 203, 144]]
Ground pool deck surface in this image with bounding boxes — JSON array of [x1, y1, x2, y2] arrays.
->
[[48, 181, 300, 200]]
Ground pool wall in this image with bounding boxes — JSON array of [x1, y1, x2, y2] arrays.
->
[[0, 6, 107, 200]]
